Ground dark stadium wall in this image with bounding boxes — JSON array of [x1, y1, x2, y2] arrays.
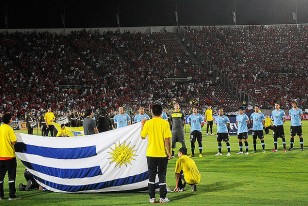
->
[[1, 0, 308, 29]]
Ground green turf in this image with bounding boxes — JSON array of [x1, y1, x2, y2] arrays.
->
[[2, 121, 307, 205]]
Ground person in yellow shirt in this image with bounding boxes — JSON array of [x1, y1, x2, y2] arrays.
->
[[0, 113, 19, 200], [264, 114, 273, 134], [56, 124, 70, 137], [44, 107, 56, 137], [141, 104, 172, 204], [205, 106, 214, 135], [173, 147, 201, 192]]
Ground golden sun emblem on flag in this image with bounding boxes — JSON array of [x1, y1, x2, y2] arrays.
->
[[108, 141, 137, 168]]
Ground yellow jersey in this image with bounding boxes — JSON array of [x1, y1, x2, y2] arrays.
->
[[141, 117, 172, 157], [264, 117, 272, 127], [175, 155, 201, 185], [44, 112, 55, 125], [0, 124, 17, 158], [56, 127, 70, 137], [205, 109, 213, 121]]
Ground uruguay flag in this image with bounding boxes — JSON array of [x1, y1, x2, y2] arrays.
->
[[15, 123, 149, 193]]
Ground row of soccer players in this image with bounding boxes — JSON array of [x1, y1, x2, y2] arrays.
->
[[182, 101, 303, 157]]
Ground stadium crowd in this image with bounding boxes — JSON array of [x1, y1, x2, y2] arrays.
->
[[182, 25, 308, 109], [1, 25, 308, 120], [0, 29, 236, 119]]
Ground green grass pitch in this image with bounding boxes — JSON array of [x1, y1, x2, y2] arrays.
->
[[2, 121, 308, 205]]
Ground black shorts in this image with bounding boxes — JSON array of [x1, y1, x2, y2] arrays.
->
[[217, 133, 229, 142], [237, 132, 248, 140], [190, 131, 202, 143], [290, 126, 302, 137], [252, 130, 264, 139], [273, 125, 285, 138], [207, 121, 213, 126]]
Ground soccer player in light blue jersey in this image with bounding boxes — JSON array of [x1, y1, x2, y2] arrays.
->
[[162, 109, 169, 121], [133, 107, 150, 123], [114, 107, 131, 129], [250, 105, 266, 153], [271, 103, 286, 152], [236, 107, 250, 155], [187, 107, 204, 157], [214, 108, 231, 156], [288, 101, 304, 151]]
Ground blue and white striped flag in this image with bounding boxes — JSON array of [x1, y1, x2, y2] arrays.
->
[[15, 123, 149, 193]]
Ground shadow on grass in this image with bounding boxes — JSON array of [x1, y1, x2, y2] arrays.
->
[[203, 181, 244, 192]]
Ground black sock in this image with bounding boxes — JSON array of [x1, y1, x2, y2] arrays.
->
[[218, 142, 222, 153], [253, 139, 257, 151], [239, 142, 243, 152], [282, 137, 286, 150], [244, 141, 249, 152], [261, 139, 265, 150], [172, 150, 175, 156], [300, 137, 304, 149], [226, 142, 231, 153], [274, 138, 278, 150], [290, 137, 294, 148]]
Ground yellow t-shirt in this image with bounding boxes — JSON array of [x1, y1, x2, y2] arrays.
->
[[0, 124, 17, 158], [44, 112, 55, 125], [264, 117, 272, 127], [56, 127, 70, 137], [175, 155, 201, 185], [141, 117, 172, 157], [205, 109, 213, 121]]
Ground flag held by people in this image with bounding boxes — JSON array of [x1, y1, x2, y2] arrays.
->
[[15, 123, 149, 193]]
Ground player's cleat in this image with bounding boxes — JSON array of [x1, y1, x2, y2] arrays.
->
[[211, 133, 214, 135], [262, 150, 266, 153], [226, 153, 231, 156], [236, 151, 243, 155], [171, 156, 174, 159], [245, 152, 249, 155], [8, 195, 20, 201], [191, 184, 197, 192], [206, 133, 209, 135], [25, 180, 32, 191], [301, 148, 304, 151], [215, 152, 222, 156], [271, 149, 278, 152], [19, 183, 25, 191], [288, 148, 293, 151], [159, 198, 170, 203], [149, 198, 156, 203], [199, 154, 203, 157], [283, 149, 287, 153], [189, 154, 195, 157]]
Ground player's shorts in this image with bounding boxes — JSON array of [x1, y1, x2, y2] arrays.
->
[[217, 133, 229, 142], [207, 121, 213, 126], [272, 125, 285, 138], [172, 130, 185, 147], [252, 130, 264, 139], [237, 132, 248, 140], [290, 126, 302, 136], [190, 130, 202, 143]]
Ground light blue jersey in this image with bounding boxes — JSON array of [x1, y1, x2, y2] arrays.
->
[[215, 115, 230, 133], [114, 113, 131, 128], [271, 109, 285, 126], [162, 112, 168, 120], [250, 112, 265, 130], [187, 113, 204, 132], [133, 113, 150, 123], [289, 108, 303, 126], [236, 114, 249, 133]]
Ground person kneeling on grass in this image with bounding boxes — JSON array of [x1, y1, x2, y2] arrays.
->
[[173, 147, 201, 192], [56, 124, 70, 137], [19, 169, 40, 191]]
